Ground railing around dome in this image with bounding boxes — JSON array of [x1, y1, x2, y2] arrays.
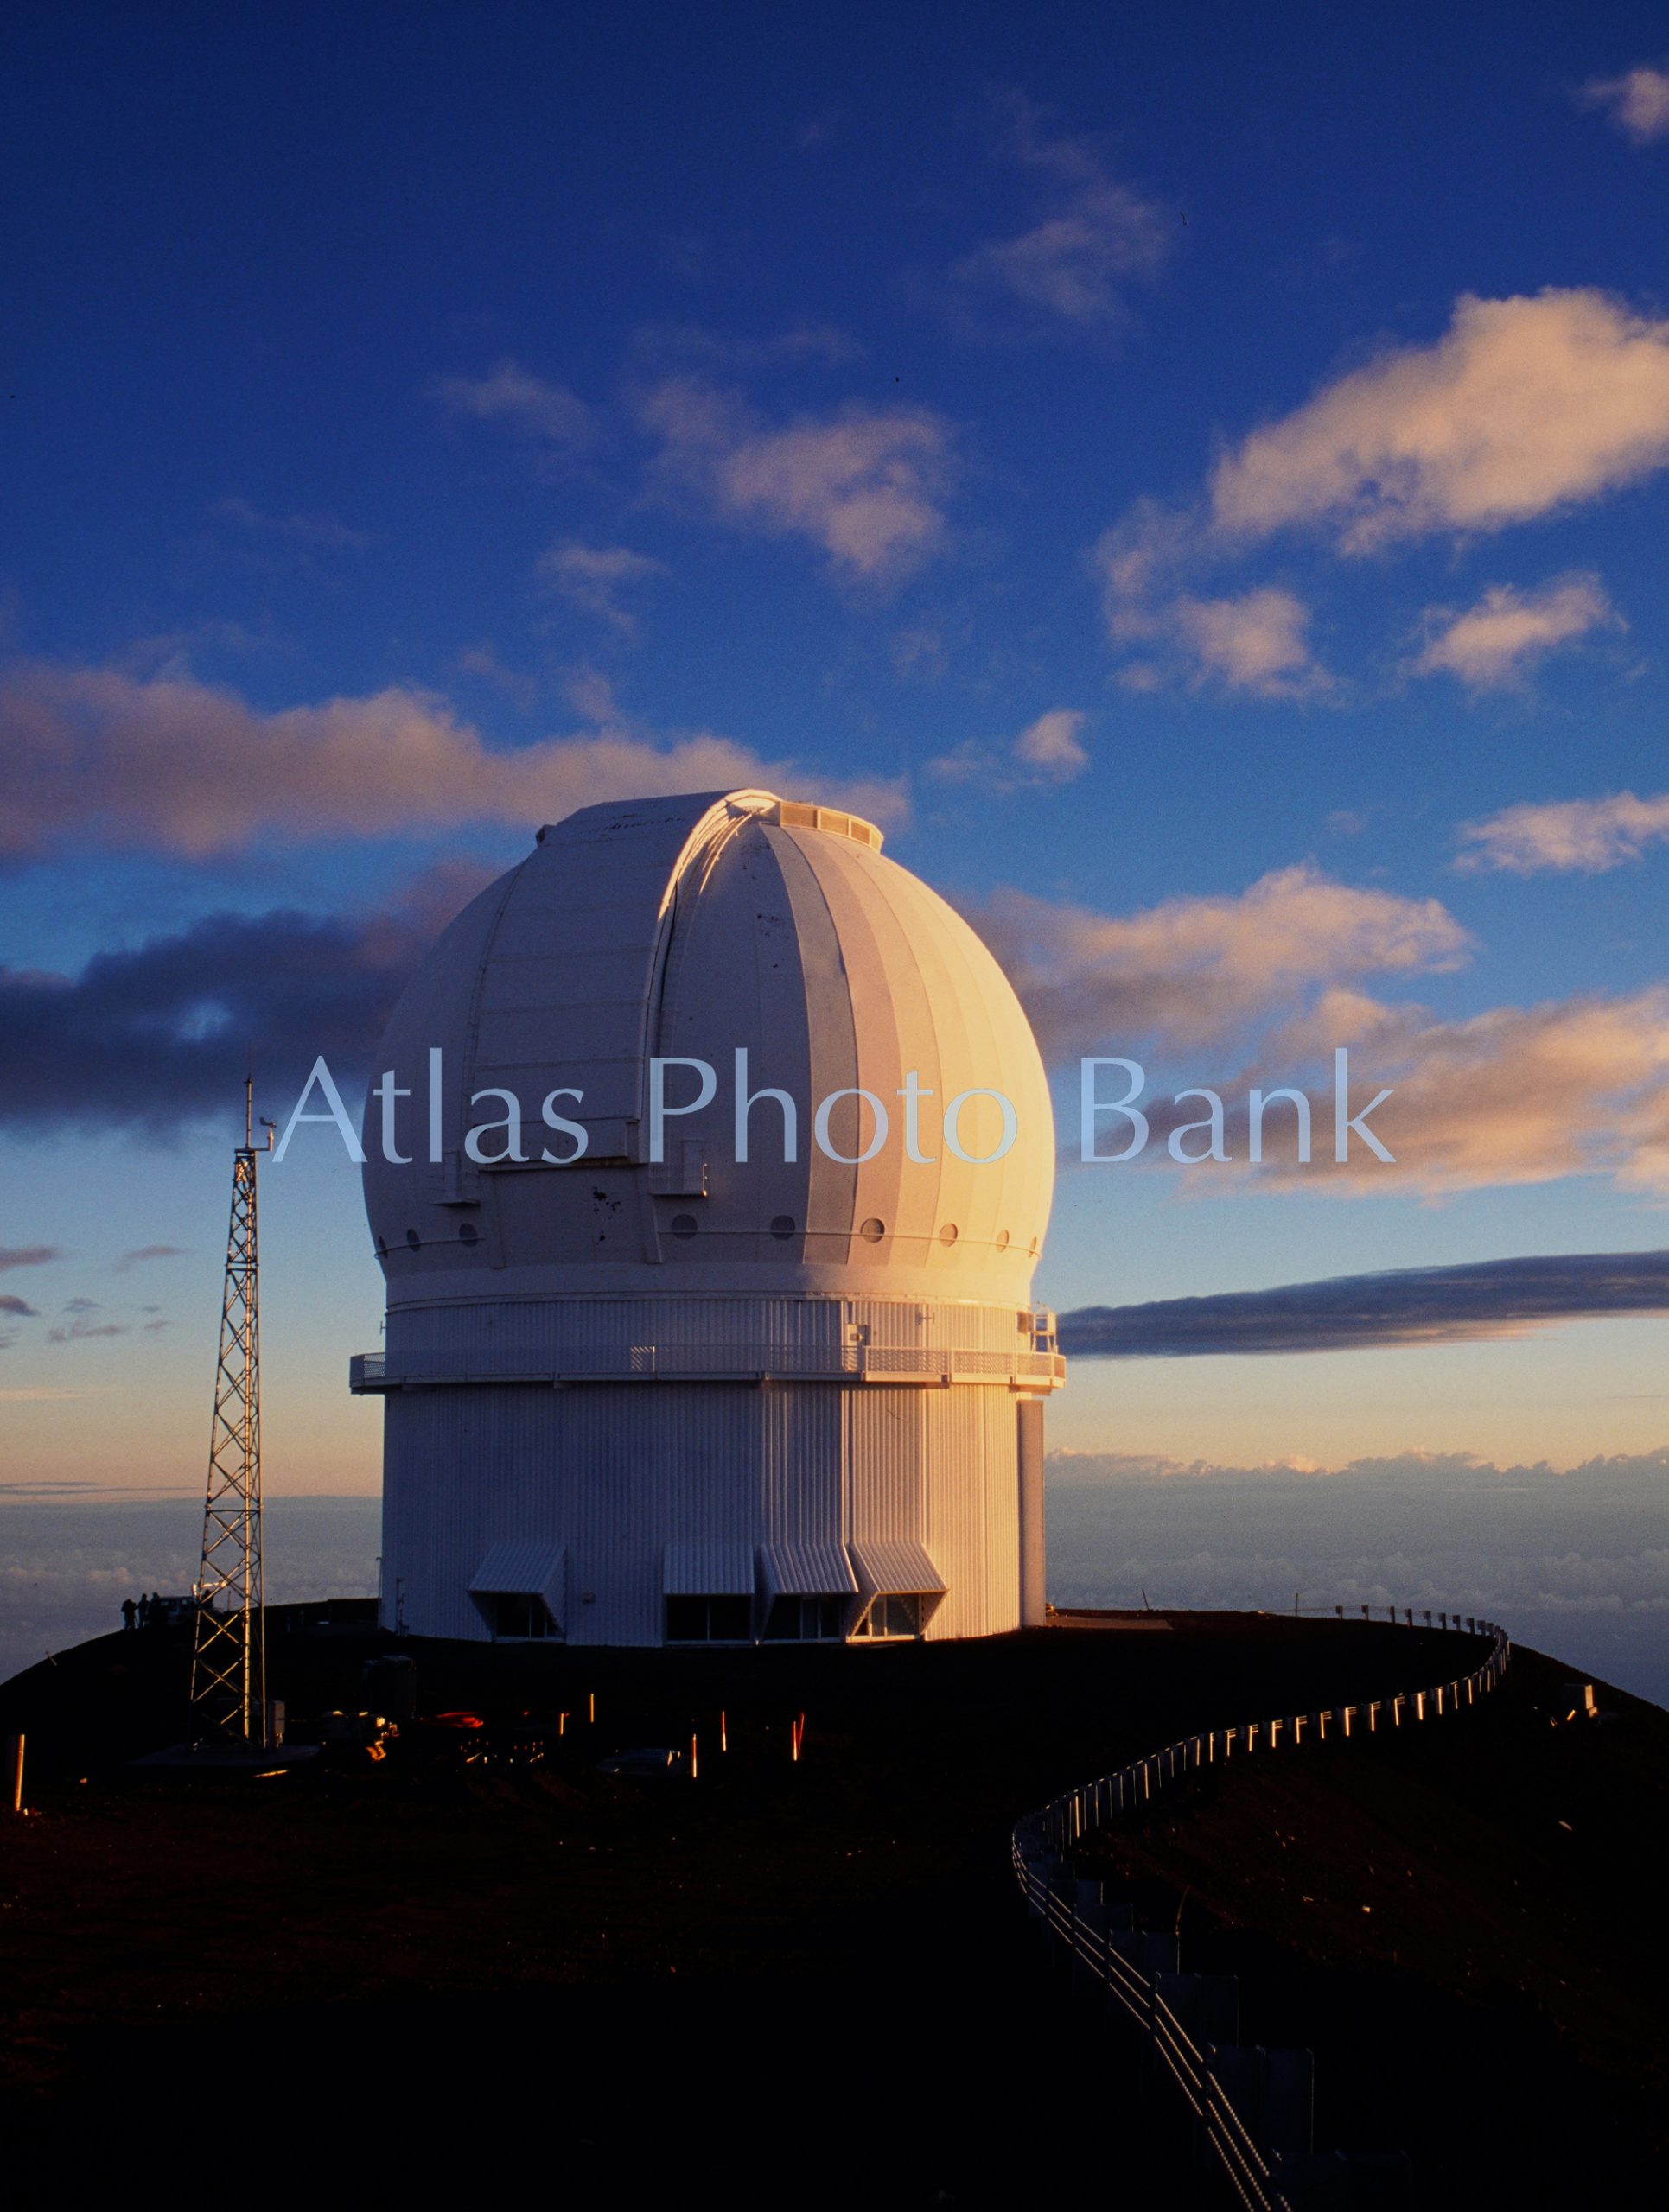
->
[[1012, 1610, 1511, 2209], [348, 1344, 1066, 1392]]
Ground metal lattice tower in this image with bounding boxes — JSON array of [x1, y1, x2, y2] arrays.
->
[[188, 1082, 271, 1742]]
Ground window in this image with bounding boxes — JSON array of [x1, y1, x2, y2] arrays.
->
[[405, 1228, 421, 1251], [859, 1217, 885, 1243], [489, 1592, 556, 1639], [669, 1213, 698, 1239], [770, 1215, 796, 1239], [853, 1594, 921, 1639], [458, 1220, 479, 1245], [762, 1594, 847, 1642], [666, 1594, 751, 1643]]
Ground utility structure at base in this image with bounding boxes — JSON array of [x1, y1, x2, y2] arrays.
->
[[188, 1082, 271, 1738], [354, 788, 1065, 1648]]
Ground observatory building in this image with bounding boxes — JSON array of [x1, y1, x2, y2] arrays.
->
[[353, 789, 1064, 1646]]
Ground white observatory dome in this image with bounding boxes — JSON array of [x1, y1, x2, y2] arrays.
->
[[355, 789, 1064, 1649], [362, 788, 1054, 1304]]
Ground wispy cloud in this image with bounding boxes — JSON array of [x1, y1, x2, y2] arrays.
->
[[213, 497, 372, 551], [1411, 574, 1620, 690], [537, 540, 666, 632], [630, 321, 862, 372], [47, 1316, 127, 1343], [1047, 1444, 1669, 1485], [113, 1245, 186, 1271], [1457, 790, 1669, 874], [640, 378, 958, 580], [928, 708, 1091, 791], [431, 359, 598, 457], [452, 644, 539, 712], [0, 659, 904, 858], [0, 1245, 62, 1274], [1577, 65, 1669, 144], [1057, 1248, 1669, 1357], [0, 1294, 38, 1319], [940, 97, 1171, 339]]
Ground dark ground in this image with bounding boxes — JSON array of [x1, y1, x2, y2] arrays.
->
[[0, 1608, 1663, 2207]]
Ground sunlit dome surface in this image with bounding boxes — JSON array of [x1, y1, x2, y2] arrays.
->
[[363, 788, 1055, 1306]]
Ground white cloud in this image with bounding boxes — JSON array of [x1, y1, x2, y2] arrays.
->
[[1456, 790, 1669, 874], [0, 659, 908, 857], [1103, 574, 1329, 696], [431, 359, 598, 454], [1096, 496, 1202, 614], [1171, 588, 1327, 696], [1261, 984, 1669, 1195], [1094, 291, 1669, 689], [1579, 65, 1669, 143], [1012, 709, 1090, 780], [971, 862, 1471, 1057], [970, 862, 1669, 1196], [537, 541, 666, 632], [1412, 574, 1620, 690], [1208, 289, 1669, 551], [928, 708, 1092, 791], [640, 378, 957, 579]]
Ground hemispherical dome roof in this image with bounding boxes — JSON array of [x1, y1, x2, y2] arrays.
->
[[363, 789, 1054, 1306]]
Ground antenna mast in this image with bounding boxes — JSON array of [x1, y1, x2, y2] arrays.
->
[[188, 1077, 272, 1741]]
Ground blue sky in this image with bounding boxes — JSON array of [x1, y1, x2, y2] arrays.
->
[[3, 2, 1668, 1493]]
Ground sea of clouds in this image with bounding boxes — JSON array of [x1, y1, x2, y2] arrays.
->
[[0, 1492, 379, 1687], [1, 1455, 1664, 1706], [1048, 1446, 1669, 1706]]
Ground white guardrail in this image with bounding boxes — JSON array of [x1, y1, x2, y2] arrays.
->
[[1011, 1609, 1512, 2211]]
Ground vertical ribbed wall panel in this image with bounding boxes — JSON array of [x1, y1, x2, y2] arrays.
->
[[922, 1387, 987, 1640], [761, 1383, 842, 1551], [982, 1388, 1022, 1633], [844, 1386, 926, 1558]]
